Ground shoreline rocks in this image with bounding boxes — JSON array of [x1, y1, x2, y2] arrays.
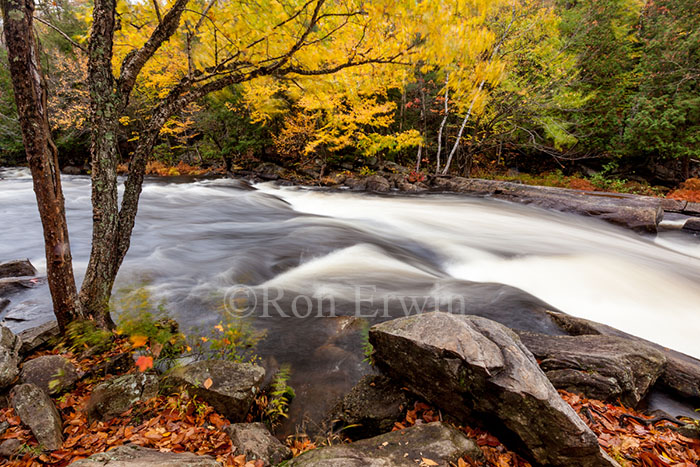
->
[[369, 312, 618, 466], [69, 444, 222, 466], [10, 383, 63, 450]]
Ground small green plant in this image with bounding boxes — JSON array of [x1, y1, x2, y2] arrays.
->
[[360, 322, 374, 365], [359, 165, 375, 176], [189, 316, 265, 363], [60, 320, 114, 354], [264, 364, 295, 429]]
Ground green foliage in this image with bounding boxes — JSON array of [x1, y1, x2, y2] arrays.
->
[[264, 364, 295, 429], [360, 322, 374, 365], [60, 320, 114, 354], [189, 316, 265, 364]]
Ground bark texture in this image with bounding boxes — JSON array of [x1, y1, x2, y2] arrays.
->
[[1, 0, 84, 331]]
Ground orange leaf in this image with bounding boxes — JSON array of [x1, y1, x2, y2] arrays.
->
[[203, 378, 213, 389], [136, 356, 154, 372], [130, 335, 149, 348]]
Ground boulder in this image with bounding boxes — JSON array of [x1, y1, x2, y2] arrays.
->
[[86, 373, 159, 421], [327, 374, 408, 439], [344, 177, 368, 191], [21, 355, 80, 395], [370, 312, 617, 467], [288, 422, 481, 467], [365, 175, 391, 192], [225, 422, 291, 466], [10, 383, 63, 450], [162, 360, 265, 421], [69, 444, 222, 466], [18, 320, 60, 354], [517, 331, 666, 406], [0, 259, 37, 279], [682, 217, 700, 233], [0, 325, 21, 389], [547, 311, 700, 402], [0, 277, 41, 297]]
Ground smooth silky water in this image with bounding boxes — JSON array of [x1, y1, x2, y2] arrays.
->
[[2, 168, 699, 430]]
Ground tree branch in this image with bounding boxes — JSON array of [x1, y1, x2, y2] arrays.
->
[[34, 16, 87, 52]]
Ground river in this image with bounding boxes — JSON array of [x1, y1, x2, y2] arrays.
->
[[1, 167, 699, 429]]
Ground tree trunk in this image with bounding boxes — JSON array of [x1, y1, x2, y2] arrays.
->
[[435, 73, 449, 174], [1, 0, 85, 332], [79, 0, 121, 327]]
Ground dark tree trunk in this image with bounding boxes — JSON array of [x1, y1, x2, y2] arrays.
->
[[79, 0, 120, 327], [1, 0, 86, 332]]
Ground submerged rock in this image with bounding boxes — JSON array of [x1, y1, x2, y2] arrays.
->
[[517, 331, 666, 406], [370, 312, 617, 467], [0, 325, 21, 389], [70, 444, 221, 466], [21, 355, 80, 395], [86, 373, 158, 421], [365, 175, 391, 192], [288, 422, 481, 467], [10, 383, 63, 450], [326, 374, 409, 439], [162, 360, 265, 421], [225, 422, 291, 466]]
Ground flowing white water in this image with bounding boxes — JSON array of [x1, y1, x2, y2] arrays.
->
[[2, 168, 699, 426]]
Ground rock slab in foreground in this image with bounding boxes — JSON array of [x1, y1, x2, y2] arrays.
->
[[517, 331, 666, 407], [288, 422, 481, 467], [225, 422, 291, 466], [21, 355, 80, 395], [163, 360, 265, 421], [86, 373, 159, 421], [0, 325, 21, 389], [69, 444, 222, 466], [370, 312, 617, 467], [327, 374, 408, 439], [10, 383, 63, 450], [18, 320, 60, 354]]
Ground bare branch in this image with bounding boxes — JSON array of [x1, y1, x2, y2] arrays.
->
[[34, 16, 87, 52]]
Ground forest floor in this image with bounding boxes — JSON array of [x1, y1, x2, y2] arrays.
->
[[1, 333, 699, 466]]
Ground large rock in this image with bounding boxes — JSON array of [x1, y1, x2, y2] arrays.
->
[[86, 373, 159, 421], [517, 331, 666, 406], [17, 320, 60, 354], [10, 383, 63, 450], [431, 177, 663, 232], [365, 175, 391, 192], [288, 422, 481, 467], [0, 325, 21, 388], [327, 374, 408, 439], [0, 277, 41, 297], [370, 312, 617, 467], [162, 360, 265, 421], [69, 444, 221, 466], [0, 259, 37, 278], [225, 422, 291, 466], [547, 311, 700, 402], [21, 355, 80, 395]]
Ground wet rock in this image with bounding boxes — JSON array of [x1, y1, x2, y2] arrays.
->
[[431, 177, 663, 232], [344, 177, 368, 191], [18, 320, 60, 354], [288, 422, 481, 467], [225, 422, 291, 466], [70, 444, 222, 466], [86, 373, 158, 421], [0, 325, 21, 389], [0, 439, 21, 458], [327, 374, 409, 439], [365, 175, 391, 192], [10, 383, 63, 450], [21, 355, 80, 395], [517, 331, 666, 406], [61, 165, 83, 175], [0, 420, 9, 437], [370, 312, 617, 467], [547, 311, 700, 402], [0, 277, 41, 297], [0, 260, 37, 279], [162, 360, 265, 421], [682, 217, 700, 232]]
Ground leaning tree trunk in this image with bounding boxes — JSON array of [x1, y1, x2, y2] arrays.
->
[[1, 0, 86, 332], [78, 0, 121, 327]]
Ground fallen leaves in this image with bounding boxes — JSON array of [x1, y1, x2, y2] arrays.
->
[[135, 356, 154, 372]]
